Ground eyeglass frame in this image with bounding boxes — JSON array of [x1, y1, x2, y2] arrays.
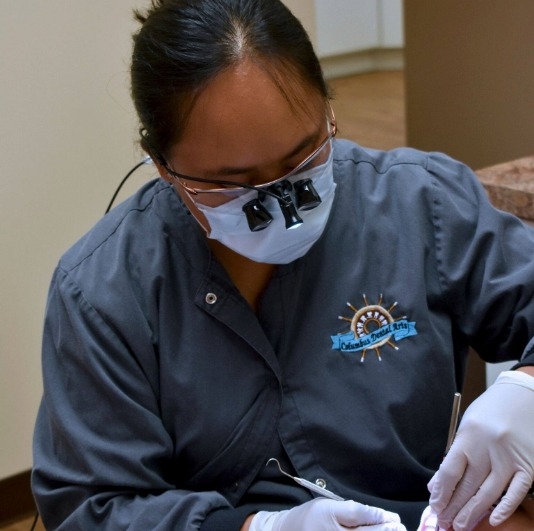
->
[[160, 107, 337, 197]]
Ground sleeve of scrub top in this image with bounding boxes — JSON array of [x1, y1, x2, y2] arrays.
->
[[32, 266, 232, 530], [425, 152, 534, 365]]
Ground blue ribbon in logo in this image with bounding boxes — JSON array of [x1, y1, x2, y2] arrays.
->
[[331, 319, 417, 353]]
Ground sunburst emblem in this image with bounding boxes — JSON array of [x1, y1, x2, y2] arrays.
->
[[331, 294, 417, 362]]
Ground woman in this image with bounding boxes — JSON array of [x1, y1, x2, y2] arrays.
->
[[32, 1, 534, 529]]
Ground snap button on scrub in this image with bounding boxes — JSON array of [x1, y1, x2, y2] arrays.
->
[[205, 293, 217, 304], [315, 478, 327, 489]]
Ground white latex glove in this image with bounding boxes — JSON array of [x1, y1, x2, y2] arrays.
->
[[416, 506, 441, 531], [429, 370, 534, 530], [249, 497, 406, 531], [416, 505, 489, 531]]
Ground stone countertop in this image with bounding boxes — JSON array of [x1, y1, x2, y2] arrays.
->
[[475, 156, 534, 223]]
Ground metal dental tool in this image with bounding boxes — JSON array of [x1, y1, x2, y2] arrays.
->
[[445, 392, 462, 454], [435, 392, 462, 531], [266, 458, 345, 501]]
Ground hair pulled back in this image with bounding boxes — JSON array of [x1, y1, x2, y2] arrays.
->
[[131, 0, 329, 158]]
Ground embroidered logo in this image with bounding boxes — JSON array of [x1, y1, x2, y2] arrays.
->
[[331, 294, 417, 361]]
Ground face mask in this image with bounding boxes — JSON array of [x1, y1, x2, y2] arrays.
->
[[192, 149, 336, 264]]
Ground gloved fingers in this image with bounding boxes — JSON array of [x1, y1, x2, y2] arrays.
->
[[433, 462, 490, 529], [489, 470, 533, 526], [429, 449, 472, 513], [334, 500, 401, 527], [448, 471, 510, 531], [417, 505, 434, 530], [416, 506, 453, 531]]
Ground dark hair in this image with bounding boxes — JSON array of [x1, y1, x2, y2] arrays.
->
[[131, 0, 330, 159]]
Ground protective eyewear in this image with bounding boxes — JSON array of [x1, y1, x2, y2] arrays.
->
[[164, 112, 337, 206], [162, 109, 337, 231]]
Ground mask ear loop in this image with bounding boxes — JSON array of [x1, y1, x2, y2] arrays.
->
[[180, 187, 212, 235]]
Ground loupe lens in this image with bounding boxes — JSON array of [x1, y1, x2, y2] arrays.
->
[[294, 179, 322, 210], [242, 199, 273, 231]]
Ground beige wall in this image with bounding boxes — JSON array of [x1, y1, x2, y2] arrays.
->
[[0, 1, 153, 480], [404, 0, 534, 169]]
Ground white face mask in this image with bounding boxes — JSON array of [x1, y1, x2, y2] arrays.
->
[[192, 149, 336, 264]]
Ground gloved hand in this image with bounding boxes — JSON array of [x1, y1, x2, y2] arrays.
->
[[249, 497, 406, 531], [429, 370, 534, 531]]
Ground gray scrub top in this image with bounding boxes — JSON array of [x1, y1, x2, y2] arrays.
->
[[33, 139, 534, 530]]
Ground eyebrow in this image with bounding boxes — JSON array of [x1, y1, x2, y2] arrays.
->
[[211, 127, 323, 178]]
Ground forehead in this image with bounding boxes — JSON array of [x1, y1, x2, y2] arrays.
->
[[167, 60, 326, 171]]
